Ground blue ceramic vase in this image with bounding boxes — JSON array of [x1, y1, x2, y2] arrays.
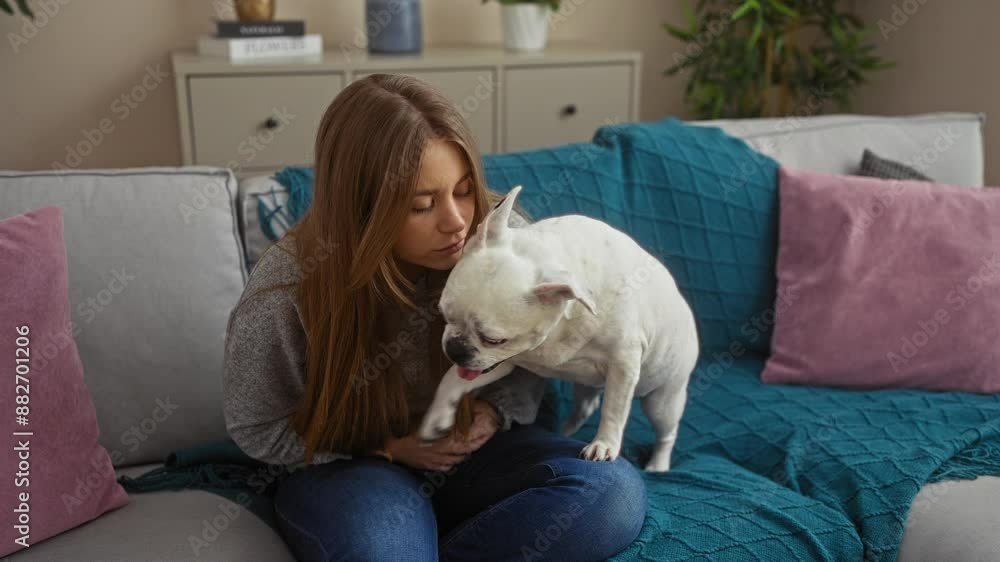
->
[[365, 0, 423, 54]]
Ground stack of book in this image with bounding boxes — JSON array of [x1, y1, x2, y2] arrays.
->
[[198, 20, 322, 62]]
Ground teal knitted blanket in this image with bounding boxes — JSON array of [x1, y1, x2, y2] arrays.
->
[[116, 438, 290, 531], [564, 356, 1000, 561]]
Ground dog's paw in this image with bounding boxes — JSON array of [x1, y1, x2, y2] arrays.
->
[[643, 457, 670, 473], [644, 438, 676, 472], [418, 424, 453, 444], [417, 407, 457, 443], [579, 439, 620, 462]]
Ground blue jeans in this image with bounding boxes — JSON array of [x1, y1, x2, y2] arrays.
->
[[273, 423, 647, 561]]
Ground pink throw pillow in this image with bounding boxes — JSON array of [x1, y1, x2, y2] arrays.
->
[[1, 206, 128, 556], [762, 168, 1000, 393]]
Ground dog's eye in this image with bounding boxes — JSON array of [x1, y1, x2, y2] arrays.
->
[[479, 333, 507, 346]]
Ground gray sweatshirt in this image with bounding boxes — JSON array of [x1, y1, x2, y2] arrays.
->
[[222, 215, 546, 471]]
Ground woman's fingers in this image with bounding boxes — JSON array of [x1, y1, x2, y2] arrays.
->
[[427, 454, 466, 472], [432, 451, 468, 463], [438, 437, 474, 455], [466, 421, 495, 443], [416, 421, 492, 459]]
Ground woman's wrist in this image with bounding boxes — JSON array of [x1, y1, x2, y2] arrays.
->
[[480, 398, 509, 431], [372, 436, 397, 463]]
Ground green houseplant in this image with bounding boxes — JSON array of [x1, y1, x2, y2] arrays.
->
[[663, 0, 894, 119], [1, 0, 33, 18]]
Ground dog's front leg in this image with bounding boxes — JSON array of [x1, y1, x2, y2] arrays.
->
[[580, 350, 641, 462], [417, 362, 516, 443]]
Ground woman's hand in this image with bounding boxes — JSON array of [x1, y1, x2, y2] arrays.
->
[[384, 431, 473, 472], [461, 399, 501, 451], [385, 400, 501, 472]]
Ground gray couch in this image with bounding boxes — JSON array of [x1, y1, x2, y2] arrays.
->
[[2, 112, 997, 561]]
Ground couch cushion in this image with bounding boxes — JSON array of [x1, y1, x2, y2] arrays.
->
[[858, 148, 933, 181], [898, 475, 1000, 562], [6, 464, 294, 562], [762, 168, 1000, 393], [0, 206, 129, 557], [0, 167, 247, 467], [237, 175, 289, 272], [695, 112, 985, 187]]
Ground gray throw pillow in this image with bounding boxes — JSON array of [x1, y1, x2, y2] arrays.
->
[[858, 148, 933, 181]]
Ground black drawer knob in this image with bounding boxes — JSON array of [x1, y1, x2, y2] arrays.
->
[[263, 117, 279, 130], [561, 104, 578, 116]]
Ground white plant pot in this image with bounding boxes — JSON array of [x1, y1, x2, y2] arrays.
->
[[501, 4, 550, 52]]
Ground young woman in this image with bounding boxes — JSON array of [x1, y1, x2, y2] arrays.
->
[[222, 74, 647, 561]]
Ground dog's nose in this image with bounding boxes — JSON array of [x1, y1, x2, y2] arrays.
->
[[445, 338, 473, 365]]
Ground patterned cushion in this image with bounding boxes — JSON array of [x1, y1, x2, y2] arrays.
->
[[238, 175, 290, 272], [484, 118, 781, 355], [858, 148, 933, 181]]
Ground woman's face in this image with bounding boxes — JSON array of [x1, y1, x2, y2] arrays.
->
[[394, 139, 477, 277]]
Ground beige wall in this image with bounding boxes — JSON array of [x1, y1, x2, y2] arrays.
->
[[2, 0, 997, 183], [851, 0, 999, 185], [1, 0, 686, 172]]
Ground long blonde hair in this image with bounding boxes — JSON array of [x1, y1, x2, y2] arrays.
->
[[283, 74, 513, 461]]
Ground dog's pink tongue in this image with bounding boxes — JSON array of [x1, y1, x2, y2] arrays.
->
[[457, 367, 481, 380]]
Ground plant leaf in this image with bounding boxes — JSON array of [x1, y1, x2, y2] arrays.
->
[[856, 22, 879, 41], [765, 0, 797, 18], [682, 0, 698, 31], [747, 17, 763, 49], [0, 1, 13, 15], [663, 22, 696, 41], [731, 0, 758, 22], [830, 18, 846, 45], [808, 52, 829, 72], [15, 0, 32, 17]]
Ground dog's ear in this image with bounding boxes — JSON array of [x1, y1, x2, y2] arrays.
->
[[532, 268, 597, 316], [468, 185, 522, 251]]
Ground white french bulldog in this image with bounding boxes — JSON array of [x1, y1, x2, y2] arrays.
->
[[417, 186, 699, 472]]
